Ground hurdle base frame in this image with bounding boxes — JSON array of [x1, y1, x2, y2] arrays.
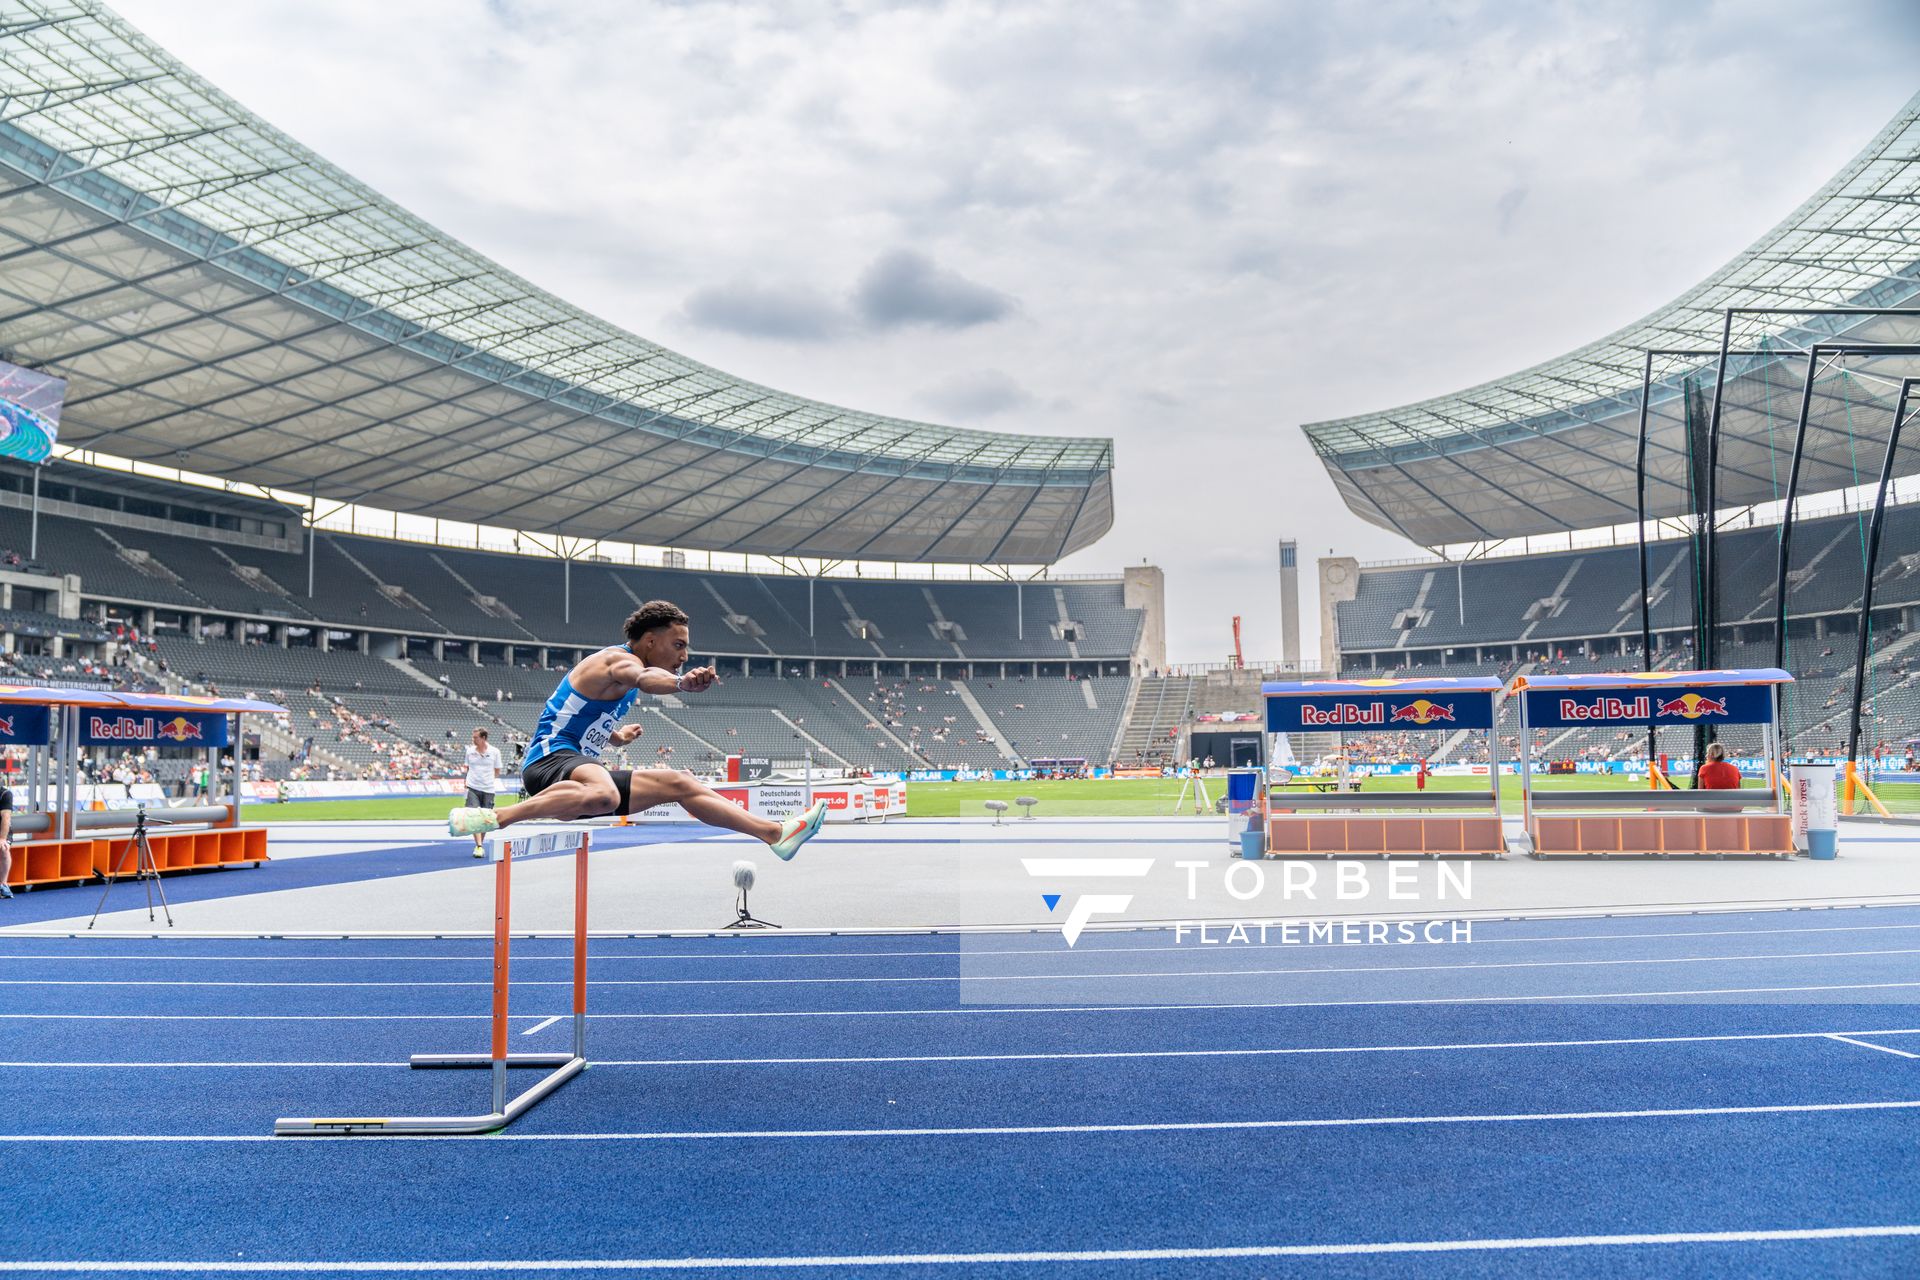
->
[[274, 824, 592, 1138]]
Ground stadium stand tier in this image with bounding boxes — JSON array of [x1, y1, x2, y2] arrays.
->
[[0, 456, 1161, 771]]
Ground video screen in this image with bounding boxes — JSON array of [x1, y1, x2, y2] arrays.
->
[[0, 357, 64, 462]]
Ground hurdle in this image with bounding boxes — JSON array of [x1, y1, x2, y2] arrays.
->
[[1511, 669, 1795, 858], [274, 822, 592, 1136], [1260, 677, 1505, 858]]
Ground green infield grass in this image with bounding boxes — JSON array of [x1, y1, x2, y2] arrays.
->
[[239, 770, 1916, 823]]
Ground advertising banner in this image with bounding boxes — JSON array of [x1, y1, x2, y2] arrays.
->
[[0, 705, 51, 745], [1523, 684, 1771, 728], [80, 709, 228, 747], [1266, 692, 1494, 733]]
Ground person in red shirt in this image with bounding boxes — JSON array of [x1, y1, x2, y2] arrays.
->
[[1696, 742, 1743, 790]]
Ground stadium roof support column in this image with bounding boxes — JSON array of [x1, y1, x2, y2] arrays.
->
[[307, 481, 316, 599], [1845, 377, 1916, 765]]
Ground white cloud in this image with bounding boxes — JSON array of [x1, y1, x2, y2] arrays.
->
[[105, 0, 1920, 662], [916, 369, 1033, 419]]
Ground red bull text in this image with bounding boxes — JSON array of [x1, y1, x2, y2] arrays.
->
[[1558, 694, 1731, 722]]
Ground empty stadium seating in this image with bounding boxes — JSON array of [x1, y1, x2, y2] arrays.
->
[[7, 481, 1143, 666], [1336, 504, 1920, 658]]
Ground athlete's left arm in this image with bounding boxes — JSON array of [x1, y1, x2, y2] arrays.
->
[[610, 656, 719, 698]]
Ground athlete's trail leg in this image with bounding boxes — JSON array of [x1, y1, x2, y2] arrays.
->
[[495, 776, 619, 828]]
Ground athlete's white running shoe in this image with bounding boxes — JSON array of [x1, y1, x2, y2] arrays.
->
[[449, 807, 500, 838], [770, 800, 828, 861]]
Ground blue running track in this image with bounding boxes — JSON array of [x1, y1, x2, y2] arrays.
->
[[3, 907, 1920, 1276]]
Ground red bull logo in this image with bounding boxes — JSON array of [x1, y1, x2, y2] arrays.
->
[[156, 716, 203, 742], [87, 714, 208, 742], [1654, 693, 1729, 721], [1388, 699, 1456, 726]]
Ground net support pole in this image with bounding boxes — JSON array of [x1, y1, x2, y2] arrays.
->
[[274, 825, 592, 1136], [1634, 349, 1656, 770], [1843, 378, 1913, 770], [1773, 347, 1823, 671], [1700, 308, 1736, 675]]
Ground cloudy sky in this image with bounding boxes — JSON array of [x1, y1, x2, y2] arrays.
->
[[111, 0, 1920, 664]]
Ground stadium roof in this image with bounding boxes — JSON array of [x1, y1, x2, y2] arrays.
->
[[0, 2, 1114, 564], [1306, 90, 1920, 549]]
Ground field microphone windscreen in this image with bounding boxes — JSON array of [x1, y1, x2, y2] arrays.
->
[[732, 859, 757, 890]]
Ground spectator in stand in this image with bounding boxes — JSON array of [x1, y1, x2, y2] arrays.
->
[[1696, 743, 1743, 790]]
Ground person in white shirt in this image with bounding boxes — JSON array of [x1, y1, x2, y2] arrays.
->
[[463, 728, 504, 857]]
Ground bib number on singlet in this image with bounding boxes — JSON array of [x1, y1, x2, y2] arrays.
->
[[579, 714, 616, 757]]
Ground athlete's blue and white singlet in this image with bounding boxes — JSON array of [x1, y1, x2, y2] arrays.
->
[[523, 646, 642, 766]]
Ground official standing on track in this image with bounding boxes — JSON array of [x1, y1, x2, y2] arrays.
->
[[464, 728, 503, 857]]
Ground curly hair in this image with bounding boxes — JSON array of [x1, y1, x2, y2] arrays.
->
[[623, 600, 690, 643]]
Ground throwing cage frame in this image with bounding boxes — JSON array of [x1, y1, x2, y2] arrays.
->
[[275, 823, 593, 1136]]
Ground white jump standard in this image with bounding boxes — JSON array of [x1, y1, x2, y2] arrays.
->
[[275, 823, 595, 1136]]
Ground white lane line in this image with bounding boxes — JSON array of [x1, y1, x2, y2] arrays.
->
[[0, 1062, 397, 1068], [7, 1097, 1920, 1144], [1827, 1034, 1920, 1060], [10, 978, 1920, 1021], [11, 921, 1920, 963], [2, 1224, 1919, 1270], [5, 1025, 1920, 1069], [521, 1016, 561, 1036], [7, 946, 1917, 988]]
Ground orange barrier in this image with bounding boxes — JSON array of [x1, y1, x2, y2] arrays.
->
[[1268, 814, 1504, 858], [6, 827, 268, 888], [1529, 813, 1791, 858]]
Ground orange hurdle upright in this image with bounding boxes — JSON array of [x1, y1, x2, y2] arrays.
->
[[275, 823, 593, 1136]]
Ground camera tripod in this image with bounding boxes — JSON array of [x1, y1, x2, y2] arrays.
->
[[88, 807, 174, 929]]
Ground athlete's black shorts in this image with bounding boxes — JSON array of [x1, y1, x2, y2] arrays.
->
[[520, 750, 633, 815]]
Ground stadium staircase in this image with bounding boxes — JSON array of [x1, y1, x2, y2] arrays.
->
[[429, 552, 536, 637], [1118, 674, 1193, 764], [387, 657, 453, 695], [332, 540, 433, 618], [827, 679, 917, 755], [922, 589, 968, 660], [768, 709, 853, 768], [950, 680, 1018, 761]]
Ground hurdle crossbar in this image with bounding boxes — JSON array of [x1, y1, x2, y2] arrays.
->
[[274, 823, 592, 1136]]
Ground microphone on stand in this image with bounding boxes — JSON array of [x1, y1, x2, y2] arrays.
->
[[723, 859, 779, 930]]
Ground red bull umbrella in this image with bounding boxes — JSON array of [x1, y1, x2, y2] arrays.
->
[[1263, 678, 1499, 734], [0, 686, 285, 714]]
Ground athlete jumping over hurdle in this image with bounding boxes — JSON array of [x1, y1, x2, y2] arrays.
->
[[447, 600, 827, 859]]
